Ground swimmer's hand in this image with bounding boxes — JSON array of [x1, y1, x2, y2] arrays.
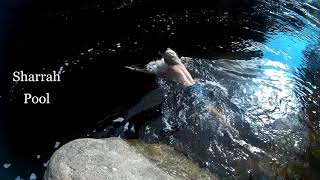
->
[[124, 65, 154, 74], [124, 65, 141, 71]]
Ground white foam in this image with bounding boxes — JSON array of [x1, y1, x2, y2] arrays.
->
[[264, 60, 288, 69], [214, 140, 223, 153], [58, 66, 64, 75], [152, 133, 159, 138], [145, 125, 150, 134], [30, 173, 37, 180], [3, 163, 11, 168], [43, 160, 49, 167], [233, 139, 265, 154], [130, 125, 135, 133], [146, 59, 167, 74], [113, 117, 124, 122], [54, 142, 60, 149], [124, 122, 129, 131], [163, 118, 172, 131]]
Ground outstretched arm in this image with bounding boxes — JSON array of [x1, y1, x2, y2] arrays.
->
[[124, 66, 155, 75]]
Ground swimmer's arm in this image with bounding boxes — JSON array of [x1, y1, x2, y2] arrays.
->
[[173, 68, 194, 86], [181, 65, 195, 84], [124, 66, 154, 75]]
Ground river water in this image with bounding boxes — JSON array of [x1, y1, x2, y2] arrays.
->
[[2, 0, 320, 179], [109, 0, 320, 179]]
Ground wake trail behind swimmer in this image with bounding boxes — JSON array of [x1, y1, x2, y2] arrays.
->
[[114, 87, 165, 136]]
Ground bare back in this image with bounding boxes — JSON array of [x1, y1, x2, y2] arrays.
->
[[159, 63, 195, 87]]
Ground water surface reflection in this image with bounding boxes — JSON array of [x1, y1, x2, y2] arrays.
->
[[138, 0, 320, 178]]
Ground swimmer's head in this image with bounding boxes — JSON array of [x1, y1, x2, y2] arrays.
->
[[163, 48, 182, 65]]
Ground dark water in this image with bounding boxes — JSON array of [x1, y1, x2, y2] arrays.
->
[[1, 0, 320, 179]]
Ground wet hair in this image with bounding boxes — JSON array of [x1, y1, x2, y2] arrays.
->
[[163, 48, 182, 65]]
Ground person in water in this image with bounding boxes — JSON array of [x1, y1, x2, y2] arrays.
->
[[125, 48, 238, 134], [159, 48, 196, 87], [126, 48, 195, 87], [163, 49, 236, 132]]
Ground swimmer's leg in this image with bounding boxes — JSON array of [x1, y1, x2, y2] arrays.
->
[[210, 105, 239, 135]]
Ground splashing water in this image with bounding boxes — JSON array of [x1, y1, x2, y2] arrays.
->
[[139, 0, 320, 178]]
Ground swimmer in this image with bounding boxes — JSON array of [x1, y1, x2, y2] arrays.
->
[[159, 48, 196, 87], [126, 48, 195, 87], [125, 48, 238, 134]]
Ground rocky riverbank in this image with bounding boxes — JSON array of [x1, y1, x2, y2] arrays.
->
[[44, 137, 216, 180]]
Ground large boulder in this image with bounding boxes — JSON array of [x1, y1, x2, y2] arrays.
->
[[44, 137, 176, 180]]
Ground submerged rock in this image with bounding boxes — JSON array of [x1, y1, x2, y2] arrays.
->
[[128, 139, 217, 180], [44, 138, 175, 180]]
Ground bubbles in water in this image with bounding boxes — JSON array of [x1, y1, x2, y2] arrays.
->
[[43, 160, 49, 168], [30, 173, 37, 180], [113, 117, 124, 122], [3, 163, 11, 168], [124, 122, 129, 131], [115, 0, 135, 10], [54, 142, 60, 149]]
